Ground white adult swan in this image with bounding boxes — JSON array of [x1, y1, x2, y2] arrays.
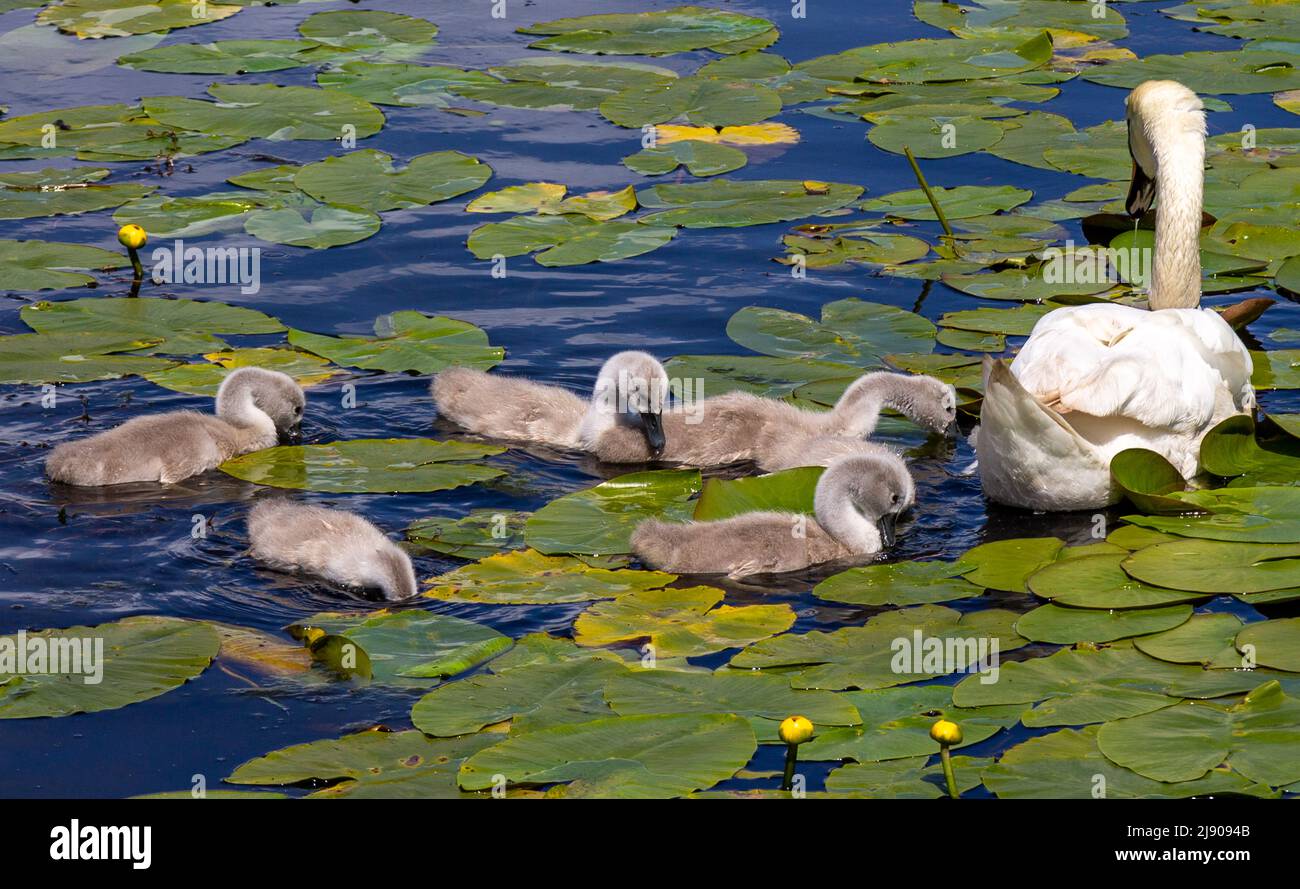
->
[[977, 80, 1254, 511]]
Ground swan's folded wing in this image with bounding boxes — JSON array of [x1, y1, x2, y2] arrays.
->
[[1011, 304, 1250, 434]]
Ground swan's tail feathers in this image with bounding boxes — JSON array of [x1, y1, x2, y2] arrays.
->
[[977, 358, 1118, 511]]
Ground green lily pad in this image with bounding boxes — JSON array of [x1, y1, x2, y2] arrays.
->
[[939, 303, 1057, 336], [0, 239, 126, 291], [664, 354, 862, 399], [0, 166, 156, 219], [780, 229, 931, 269], [1238, 619, 1300, 673], [1083, 49, 1300, 95], [293, 149, 490, 212], [0, 616, 218, 718], [1107, 524, 1179, 550], [623, 140, 747, 177], [144, 83, 384, 142], [1026, 553, 1205, 609], [287, 311, 502, 374], [113, 190, 285, 238], [726, 298, 935, 366], [1252, 349, 1300, 390], [1135, 613, 1247, 669], [952, 646, 1200, 727], [916, 0, 1127, 43], [227, 730, 498, 799], [1123, 486, 1300, 544], [424, 549, 676, 605], [1015, 603, 1192, 644], [1123, 539, 1300, 594], [413, 658, 628, 737], [406, 510, 528, 560], [518, 7, 777, 56], [600, 76, 781, 129], [867, 113, 1005, 159], [39, 0, 240, 38], [826, 755, 990, 798], [118, 39, 318, 74], [959, 537, 1064, 592], [730, 605, 1025, 691], [942, 265, 1116, 302], [318, 62, 496, 107], [468, 214, 679, 266], [525, 469, 701, 557], [220, 438, 505, 493], [1109, 447, 1190, 514], [0, 332, 175, 385], [0, 102, 232, 162], [635, 179, 863, 229], [803, 684, 1019, 763], [297, 9, 437, 52], [142, 347, 339, 396], [1202, 414, 1300, 483], [20, 296, 283, 355], [286, 609, 510, 686], [243, 203, 381, 248], [1098, 680, 1300, 786], [691, 467, 821, 522], [814, 560, 981, 607], [982, 726, 1276, 799], [574, 585, 795, 658]]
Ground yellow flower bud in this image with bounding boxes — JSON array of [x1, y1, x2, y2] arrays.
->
[[930, 719, 963, 746], [117, 223, 147, 250], [778, 715, 814, 745]]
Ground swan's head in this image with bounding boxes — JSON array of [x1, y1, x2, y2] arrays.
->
[[589, 350, 670, 456], [1125, 79, 1206, 217], [815, 452, 914, 548], [217, 367, 306, 441], [374, 545, 418, 601], [837, 372, 959, 438]]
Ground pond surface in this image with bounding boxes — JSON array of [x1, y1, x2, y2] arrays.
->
[[0, 0, 1297, 797]]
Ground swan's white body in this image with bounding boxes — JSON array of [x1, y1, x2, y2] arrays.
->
[[977, 80, 1254, 511]]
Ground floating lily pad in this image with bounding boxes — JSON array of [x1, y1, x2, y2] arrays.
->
[[1097, 680, 1300, 786], [861, 185, 1032, 221], [286, 609, 510, 686], [220, 438, 505, 493], [730, 605, 1025, 691], [227, 730, 498, 799], [623, 140, 747, 177], [0, 102, 236, 162], [1084, 49, 1300, 94], [692, 467, 821, 521], [424, 549, 676, 605], [518, 7, 777, 56], [664, 353, 860, 400], [118, 39, 318, 74], [600, 76, 781, 128], [982, 726, 1275, 799], [637, 179, 862, 229], [726, 298, 935, 367], [20, 296, 283, 355], [468, 214, 679, 266], [0, 616, 218, 718], [243, 204, 381, 248], [1015, 602, 1192, 644], [868, 113, 1005, 159], [1123, 486, 1300, 544], [113, 190, 284, 238], [916, 0, 1127, 43], [942, 265, 1116, 302], [826, 755, 990, 798], [1252, 349, 1300, 390], [297, 9, 437, 52], [525, 469, 700, 557], [467, 183, 637, 221], [0, 332, 174, 385], [780, 229, 931, 270], [0, 166, 155, 220], [288, 311, 502, 374], [574, 585, 795, 658], [814, 560, 981, 607], [145, 83, 384, 142], [952, 646, 1199, 727], [293, 149, 490, 212], [0, 238, 126, 291], [318, 62, 495, 107], [1238, 619, 1300, 673], [803, 684, 1019, 763], [143, 347, 339, 396], [406, 510, 528, 560], [939, 303, 1057, 336], [1202, 415, 1300, 482], [1123, 539, 1300, 594], [1026, 553, 1205, 609], [39, 0, 240, 39], [959, 536, 1064, 592], [1135, 614, 1247, 669]]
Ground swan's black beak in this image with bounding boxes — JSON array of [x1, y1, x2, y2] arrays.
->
[[639, 412, 666, 457], [283, 424, 303, 445], [1126, 160, 1156, 218], [943, 419, 960, 439], [877, 512, 898, 548]]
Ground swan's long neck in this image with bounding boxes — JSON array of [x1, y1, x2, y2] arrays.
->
[[215, 386, 277, 450], [824, 372, 904, 437], [813, 484, 879, 554], [1148, 118, 1205, 310]]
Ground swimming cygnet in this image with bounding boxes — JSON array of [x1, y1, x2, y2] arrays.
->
[[247, 501, 417, 601], [592, 370, 957, 471], [630, 452, 915, 578], [45, 367, 305, 487], [431, 350, 669, 455]]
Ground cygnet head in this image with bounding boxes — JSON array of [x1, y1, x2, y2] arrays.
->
[[216, 367, 306, 441], [837, 372, 958, 438], [587, 350, 671, 456], [1125, 79, 1205, 217], [373, 545, 418, 601], [815, 452, 915, 549]]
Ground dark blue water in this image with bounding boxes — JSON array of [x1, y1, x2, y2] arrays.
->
[[1, 0, 1296, 797]]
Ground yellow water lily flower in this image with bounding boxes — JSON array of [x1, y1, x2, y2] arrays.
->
[[117, 223, 147, 250], [778, 714, 814, 745], [930, 719, 963, 746]]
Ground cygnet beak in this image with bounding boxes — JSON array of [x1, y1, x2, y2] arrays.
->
[[639, 411, 666, 458], [877, 512, 898, 548]]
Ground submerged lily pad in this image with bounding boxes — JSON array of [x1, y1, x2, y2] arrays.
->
[[286, 609, 510, 686], [20, 296, 283, 355], [1097, 680, 1300, 786], [424, 549, 676, 605], [0, 239, 126, 291], [227, 729, 498, 799], [727, 298, 935, 366], [288, 311, 502, 374], [220, 438, 505, 493], [0, 616, 218, 718], [525, 469, 701, 557], [518, 7, 778, 56], [814, 560, 981, 607], [574, 585, 795, 658], [293, 149, 490, 212]]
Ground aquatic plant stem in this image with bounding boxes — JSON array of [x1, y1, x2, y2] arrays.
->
[[902, 146, 954, 239], [939, 745, 958, 799], [127, 246, 143, 286], [781, 742, 798, 792]]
